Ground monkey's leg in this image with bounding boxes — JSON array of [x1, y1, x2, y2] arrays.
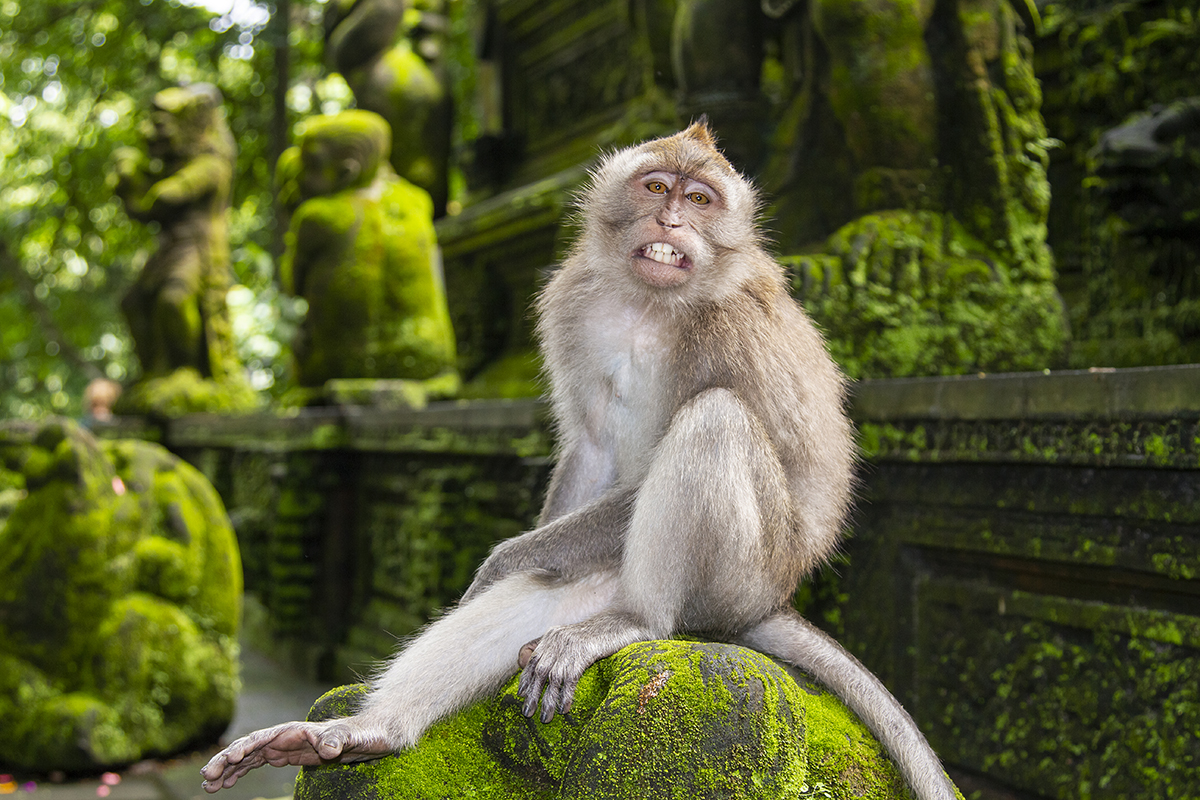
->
[[520, 388, 793, 720], [201, 571, 617, 793], [738, 609, 957, 800]]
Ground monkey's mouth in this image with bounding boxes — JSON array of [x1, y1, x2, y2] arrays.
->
[[637, 242, 689, 269]]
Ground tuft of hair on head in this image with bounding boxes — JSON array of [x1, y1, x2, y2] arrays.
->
[[682, 115, 718, 149]]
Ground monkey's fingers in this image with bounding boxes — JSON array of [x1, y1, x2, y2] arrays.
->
[[517, 653, 581, 723], [201, 724, 310, 793], [537, 671, 580, 724], [517, 653, 546, 718], [201, 721, 388, 792]]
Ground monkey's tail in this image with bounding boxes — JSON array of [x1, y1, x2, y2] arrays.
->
[[736, 608, 958, 800]]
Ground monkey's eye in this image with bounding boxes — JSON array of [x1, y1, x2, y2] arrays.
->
[[646, 180, 668, 194], [688, 192, 710, 205]]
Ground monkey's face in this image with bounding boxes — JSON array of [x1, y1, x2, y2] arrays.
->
[[580, 123, 762, 301], [625, 169, 723, 289]]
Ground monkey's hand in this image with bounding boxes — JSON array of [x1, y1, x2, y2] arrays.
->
[[199, 718, 394, 793]]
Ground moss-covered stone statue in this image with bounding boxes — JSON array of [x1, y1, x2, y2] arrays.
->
[[732, 0, 1069, 378], [112, 83, 258, 416], [277, 111, 458, 402], [294, 641, 946, 800], [1074, 97, 1200, 366], [0, 419, 241, 770], [324, 0, 451, 215]]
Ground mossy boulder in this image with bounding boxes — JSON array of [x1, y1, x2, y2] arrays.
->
[[0, 419, 241, 771], [790, 211, 1068, 379], [297, 640, 946, 800]]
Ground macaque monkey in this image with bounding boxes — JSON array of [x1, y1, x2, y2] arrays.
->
[[202, 123, 956, 800]]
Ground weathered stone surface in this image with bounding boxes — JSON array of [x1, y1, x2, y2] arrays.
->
[[294, 640, 924, 800], [112, 84, 258, 416], [324, 0, 451, 214], [789, 211, 1066, 379], [0, 419, 241, 770], [278, 111, 458, 393], [1075, 96, 1200, 368], [1036, 3, 1200, 369], [765, 0, 1067, 378]]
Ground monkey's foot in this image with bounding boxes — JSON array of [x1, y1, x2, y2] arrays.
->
[[199, 719, 394, 793], [517, 617, 649, 723]]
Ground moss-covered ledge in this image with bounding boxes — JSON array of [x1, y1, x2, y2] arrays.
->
[[434, 167, 587, 260], [830, 364, 1200, 800], [854, 364, 1200, 421], [95, 398, 554, 458], [852, 364, 1200, 467]]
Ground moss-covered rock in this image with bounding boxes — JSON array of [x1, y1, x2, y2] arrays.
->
[[0, 419, 241, 771], [296, 640, 945, 800]]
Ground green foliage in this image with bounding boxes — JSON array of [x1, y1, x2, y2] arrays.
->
[[0, 0, 336, 418]]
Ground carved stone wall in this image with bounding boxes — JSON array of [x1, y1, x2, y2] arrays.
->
[[117, 402, 553, 679], [824, 365, 1200, 799]]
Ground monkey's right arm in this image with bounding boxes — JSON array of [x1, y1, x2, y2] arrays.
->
[[537, 434, 618, 525], [461, 429, 624, 603]]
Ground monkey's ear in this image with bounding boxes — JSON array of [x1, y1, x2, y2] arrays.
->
[[683, 116, 718, 148]]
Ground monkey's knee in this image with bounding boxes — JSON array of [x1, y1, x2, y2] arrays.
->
[[661, 389, 777, 481], [669, 388, 758, 443]]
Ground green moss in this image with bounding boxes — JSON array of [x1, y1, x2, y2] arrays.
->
[[322, 373, 461, 409], [115, 85, 251, 398], [790, 211, 1067, 379], [117, 366, 260, 417], [0, 419, 241, 770], [281, 112, 458, 390], [298, 641, 933, 800], [459, 349, 545, 399], [1037, 3, 1200, 368], [922, 583, 1200, 798]]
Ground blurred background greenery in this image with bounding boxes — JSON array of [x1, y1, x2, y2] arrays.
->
[[0, 0, 356, 417]]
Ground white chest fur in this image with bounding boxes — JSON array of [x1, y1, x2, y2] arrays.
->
[[576, 301, 671, 483]]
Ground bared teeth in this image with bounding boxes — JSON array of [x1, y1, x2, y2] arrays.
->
[[641, 242, 686, 267]]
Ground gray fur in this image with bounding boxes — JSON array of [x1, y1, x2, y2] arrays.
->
[[201, 124, 954, 800]]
